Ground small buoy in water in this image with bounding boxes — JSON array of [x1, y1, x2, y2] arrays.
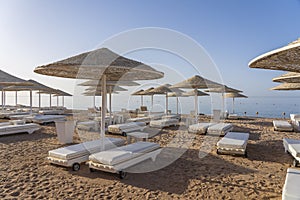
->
[[282, 112, 286, 119], [244, 111, 247, 116], [256, 111, 259, 116]]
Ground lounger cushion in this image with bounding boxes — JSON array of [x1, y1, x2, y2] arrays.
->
[[283, 138, 300, 158], [188, 123, 214, 134], [108, 122, 146, 132], [48, 137, 124, 160], [217, 132, 249, 149], [290, 114, 300, 122], [273, 120, 293, 131], [282, 168, 300, 200], [150, 119, 178, 127], [89, 141, 160, 165], [207, 123, 233, 135]]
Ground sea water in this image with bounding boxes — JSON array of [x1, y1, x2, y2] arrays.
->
[[3, 94, 300, 119]]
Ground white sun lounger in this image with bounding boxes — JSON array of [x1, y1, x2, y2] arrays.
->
[[282, 168, 300, 200], [47, 137, 125, 171], [207, 123, 233, 136], [0, 121, 40, 136], [88, 141, 161, 179], [76, 121, 100, 131], [273, 120, 293, 132], [217, 132, 249, 157], [188, 123, 215, 134], [108, 122, 146, 136], [26, 114, 66, 124], [149, 118, 179, 128], [283, 138, 300, 167]]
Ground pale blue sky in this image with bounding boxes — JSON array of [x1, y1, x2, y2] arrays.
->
[[1, 0, 300, 103]]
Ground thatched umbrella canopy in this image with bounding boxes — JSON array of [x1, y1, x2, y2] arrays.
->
[[78, 80, 140, 86], [34, 48, 163, 80], [249, 38, 300, 72], [170, 75, 222, 121], [204, 86, 242, 93], [224, 93, 248, 114], [270, 83, 300, 90], [52, 89, 72, 107], [86, 85, 127, 92], [34, 47, 164, 148], [272, 72, 300, 83], [83, 90, 118, 109]]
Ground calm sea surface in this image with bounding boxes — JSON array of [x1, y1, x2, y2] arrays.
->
[[4, 94, 300, 119]]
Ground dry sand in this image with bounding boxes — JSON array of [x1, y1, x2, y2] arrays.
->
[[0, 116, 298, 199]]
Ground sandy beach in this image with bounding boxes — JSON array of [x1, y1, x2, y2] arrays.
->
[[0, 115, 298, 199]]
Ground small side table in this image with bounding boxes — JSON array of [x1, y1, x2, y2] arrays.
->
[[127, 132, 149, 144]]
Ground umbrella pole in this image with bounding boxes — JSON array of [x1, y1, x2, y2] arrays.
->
[[15, 91, 18, 106], [62, 96, 65, 107], [100, 75, 107, 151], [38, 91, 41, 109], [141, 96, 143, 106], [29, 90, 32, 114], [194, 89, 198, 123], [1, 89, 4, 110], [57, 96, 59, 107], [49, 93, 52, 108], [93, 95, 95, 108], [109, 86, 112, 125], [232, 98, 235, 114], [166, 93, 168, 115], [176, 97, 179, 114], [151, 95, 154, 109]]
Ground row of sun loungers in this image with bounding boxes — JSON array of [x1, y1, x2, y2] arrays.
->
[[283, 138, 300, 167]]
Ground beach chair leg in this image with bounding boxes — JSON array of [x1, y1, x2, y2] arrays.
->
[[119, 171, 127, 179], [72, 163, 80, 171], [293, 159, 299, 167]]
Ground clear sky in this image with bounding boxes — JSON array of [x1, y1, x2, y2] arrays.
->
[[1, 0, 300, 104]]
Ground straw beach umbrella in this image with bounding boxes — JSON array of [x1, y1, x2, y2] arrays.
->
[[34, 47, 164, 150], [272, 72, 300, 83], [78, 80, 140, 87], [85, 85, 127, 124], [138, 87, 155, 108], [270, 83, 300, 91], [0, 70, 34, 109], [170, 75, 222, 121], [131, 89, 145, 106], [224, 93, 247, 114], [167, 89, 185, 114], [52, 89, 72, 107], [182, 90, 209, 115], [249, 38, 300, 73], [147, 84, 174, 114], [205, 85, 242, 113]]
